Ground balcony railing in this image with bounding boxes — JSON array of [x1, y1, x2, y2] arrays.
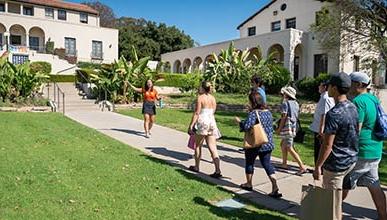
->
[[29, 46, 46, 53], [9, 45, 28, 53]]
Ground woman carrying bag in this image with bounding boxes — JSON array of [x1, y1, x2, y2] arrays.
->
[[235, 91, 282, 198]]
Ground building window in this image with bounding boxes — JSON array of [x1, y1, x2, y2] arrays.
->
[[271, 21, 281, 32], [0, 33, 3, 47], [314, 54, 328, 77], [92, 41, 103, 59], [65, 37, 76, 56], [248, 27, 256, 36], [273, 10, 278, 16], [8, 2, 21, 14], [29, 36, 39, 51], [10, 35, 21, 45], [23, 6, 34, 16], [58, 9, 67, 20], [45, 8, 54, 18], [286, 18, 296, 29], [0, 3, 5, 12], [354, 55, 360, 72], [80, 13, 88, 24]]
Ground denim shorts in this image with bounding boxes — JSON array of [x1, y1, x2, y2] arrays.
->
[[281, 137, 294, 147], [343, 158, 381, 190]]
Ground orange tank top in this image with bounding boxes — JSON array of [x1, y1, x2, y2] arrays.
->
[[142, 88, 158, 102]]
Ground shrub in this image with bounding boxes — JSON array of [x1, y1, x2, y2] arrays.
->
[[256, 65, 291, 94], [30, 61, 52, 75], [76, 68, 97, 83], [77, 62, 102, 70], [296, 73, 330, 101], [46, 40, 54, 54], [155, 73, 186, 87], [50, 75, 76, 83]]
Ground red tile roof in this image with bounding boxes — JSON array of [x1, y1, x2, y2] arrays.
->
[[14, 0, 99, 15]]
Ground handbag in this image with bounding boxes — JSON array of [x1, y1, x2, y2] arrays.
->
[[294, 118, 306, 143], [243, 110, 269, 148], [300, 184, 342, 220], [187, 134, 196, 150]]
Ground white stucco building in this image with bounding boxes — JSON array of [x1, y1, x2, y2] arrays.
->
[[161, 0, 387, 86], [0, 0, 118, 73]]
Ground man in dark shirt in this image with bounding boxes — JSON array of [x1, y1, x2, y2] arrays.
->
[[313, 72, 359, 220]]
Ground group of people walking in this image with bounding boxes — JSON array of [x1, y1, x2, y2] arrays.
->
[[132, 71, 386, 219]]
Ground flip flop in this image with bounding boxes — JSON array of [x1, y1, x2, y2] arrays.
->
[[188, 166, 199, 173], [240, 184, 253, 191], [209, 172, 222, 179], [296, 169, 308, 176], [268, 190, 283, 199]]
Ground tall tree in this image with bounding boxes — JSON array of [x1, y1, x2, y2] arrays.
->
[[312, 0, 387, 72], [116, 17, 194, 61], [82, 1, 116, 28]]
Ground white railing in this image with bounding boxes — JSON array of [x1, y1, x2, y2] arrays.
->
[[9, 45, 29, 53]]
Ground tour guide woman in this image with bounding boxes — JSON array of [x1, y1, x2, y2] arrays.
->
[[130, 79, 161, 138]]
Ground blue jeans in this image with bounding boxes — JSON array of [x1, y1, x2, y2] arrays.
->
[[245, 149, 275, 176]]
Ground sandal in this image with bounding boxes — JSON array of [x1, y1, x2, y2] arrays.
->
[[268, 190, 283, 199], [296, 169, 308, 176], [188, 166, 199, 173], [209, 172, 222, 179], [240, 184, 253, 191]]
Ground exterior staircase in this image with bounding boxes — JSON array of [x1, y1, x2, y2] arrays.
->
[[43, 82, 99, 114]]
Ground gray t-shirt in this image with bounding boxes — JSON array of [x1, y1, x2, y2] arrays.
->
[[280, 100, 299, 124], [323, 100, 359, 172], [310, 91, 335, 133]]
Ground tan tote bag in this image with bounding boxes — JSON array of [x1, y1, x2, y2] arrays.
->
[[243, 110, 269, 149], [300, 184, 342, 220]]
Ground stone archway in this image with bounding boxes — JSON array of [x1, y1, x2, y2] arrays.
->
[[173, 60, 181, 73], [9, 24, 27, 46], [29, 26, 45, 52], [183, 58, 191, 73], [267, 44, 284, 65], [193, 57, 203, 71]]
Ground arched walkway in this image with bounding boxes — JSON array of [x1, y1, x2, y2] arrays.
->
[[183, 58, 191, 73], [193, 57, 203, 71], [29, 26, 45, 52], [204, 54, 215, 70], [9, 24, 26, 46], [173, 60, 181, 73], [294, 44, 303, 80], [267, 44, 284, 65], [247, 47, 262, 63]]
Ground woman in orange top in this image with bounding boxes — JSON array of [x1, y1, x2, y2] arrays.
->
[[131, 80, 161, 138]]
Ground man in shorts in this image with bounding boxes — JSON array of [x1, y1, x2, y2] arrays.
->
[[343, 72, 387, 220], [313, 72, 359, 220]]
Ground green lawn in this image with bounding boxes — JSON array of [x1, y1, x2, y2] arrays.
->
[[0, 113, 293, 220], [118, 108, 387, 185]]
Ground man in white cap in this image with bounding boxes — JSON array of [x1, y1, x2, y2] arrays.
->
[[343, 72, 386, 220]]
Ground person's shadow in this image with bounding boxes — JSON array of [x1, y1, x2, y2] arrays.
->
[[193, 196, 291, 220], [109, 128, 146, 138]]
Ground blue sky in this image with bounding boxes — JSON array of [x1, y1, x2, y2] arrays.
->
[[69, 0, 271, 46]]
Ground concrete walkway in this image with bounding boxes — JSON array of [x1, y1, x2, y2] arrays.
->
[[55, 83, 383, 219]]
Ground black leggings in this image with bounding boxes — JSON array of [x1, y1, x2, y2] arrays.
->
[[245, 149, 275, 176]]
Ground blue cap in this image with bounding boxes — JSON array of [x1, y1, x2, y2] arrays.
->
[[350, 72, 370, 85]]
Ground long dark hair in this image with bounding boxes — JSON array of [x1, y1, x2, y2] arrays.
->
[[144, 80, 153, 92], [249, 91, 265, 110]]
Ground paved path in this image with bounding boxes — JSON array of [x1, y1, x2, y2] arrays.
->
[[56, 83, 383, 219]]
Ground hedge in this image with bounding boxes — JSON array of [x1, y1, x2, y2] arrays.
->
[[296, 73, 330, 101], [30, 61, 52, 75], [155, 73, 187, 87], [76, 68, 98, 83], [49, 75, 76, 83]]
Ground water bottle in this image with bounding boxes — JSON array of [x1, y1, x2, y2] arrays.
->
[[159, 98, 164, 109]]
